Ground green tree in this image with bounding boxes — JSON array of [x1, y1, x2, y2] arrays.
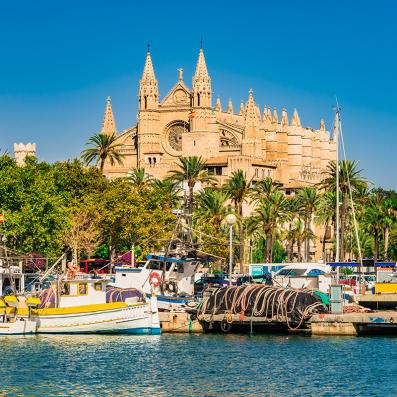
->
[[223, 170, 252, 273], [248, 191, 290, 262], [316, 191, 336, 261], [194, 188, 230, 227], [167, 156, 216, 234], [296, 187, 320, 261], [319, 160, 367, 260], [81, 133, 125, 173], [128, 167, 153, 189]]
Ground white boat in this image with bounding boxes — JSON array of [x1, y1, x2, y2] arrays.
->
[[273, 263, 333, 293], [10, 277, 160, 335], [112, 254, 206, 311]]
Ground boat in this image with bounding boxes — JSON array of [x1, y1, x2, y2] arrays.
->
[[4, 276, 160, 335], [112, 254, 208, 311], [273, 263, 333, 293]]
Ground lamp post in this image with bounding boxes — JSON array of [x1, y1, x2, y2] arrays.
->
[[225, 214, 237, 286]]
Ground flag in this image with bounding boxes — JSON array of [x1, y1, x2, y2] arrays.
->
[[0, 213, 4, 223]]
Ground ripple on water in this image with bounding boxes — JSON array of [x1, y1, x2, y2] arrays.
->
[[1, 333, 397, 397]]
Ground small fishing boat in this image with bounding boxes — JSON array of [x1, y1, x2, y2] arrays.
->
[[112, 254, 207, 311], [4, 276, 160, 335]]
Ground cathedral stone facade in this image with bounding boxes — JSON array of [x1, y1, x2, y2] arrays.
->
[[99, 48, 336, 191]]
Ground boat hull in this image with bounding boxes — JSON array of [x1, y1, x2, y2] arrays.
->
[[0, 320, 36, 335], [19, 302, 160, 335]]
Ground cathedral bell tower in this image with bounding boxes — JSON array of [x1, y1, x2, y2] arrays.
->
[[183, 47, 218, 157], [137, 48, 161, 168]]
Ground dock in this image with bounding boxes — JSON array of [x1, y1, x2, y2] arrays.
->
[[310, 311, 397, 335], [159, 311, 203, 333]]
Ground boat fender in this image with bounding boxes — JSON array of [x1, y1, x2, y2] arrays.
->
[[149, 272, 162, 288], [390, 317, 394, 324], [220, 319, 232, 333]]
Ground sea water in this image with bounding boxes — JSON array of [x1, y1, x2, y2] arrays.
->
[[1, 333, 396, 396]]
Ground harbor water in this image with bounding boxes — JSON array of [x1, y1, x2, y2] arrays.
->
[[1, 333, 397, 397]]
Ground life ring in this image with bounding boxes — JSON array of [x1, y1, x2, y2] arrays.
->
[[149, 272, 162, 288]]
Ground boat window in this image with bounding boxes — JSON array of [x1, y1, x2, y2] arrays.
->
[[277, 268, 307, 276], [307, 269, 325, 276], [94, 282, 102, 291], [60, 283, 70, 296], [174, 263, 184, 273], [147, 261, 172, 271], [79, 283, 88, 295]]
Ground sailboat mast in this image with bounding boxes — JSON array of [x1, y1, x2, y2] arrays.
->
[[335, 108, 340, 263]]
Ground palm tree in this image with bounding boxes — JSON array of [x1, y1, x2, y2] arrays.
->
[[248, 191, 290, 262], [296, 187, 320, 261], [194, 188, 230, 227], [381, 199, 397, 260], [250, 177, 280, 202], [223, 170, 252, 273], [81, 133, 124, 173], [151, 178, 182, 207], [285, 218, 314, 262], [128, 167, 152, 189], [318, 160, 367, 260], [362, 202, 383, 262], [316, 191, 336, 261], [167, 156, 217, 232]]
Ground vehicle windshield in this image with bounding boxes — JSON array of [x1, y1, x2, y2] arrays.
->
[[277, 268, 307, 276]]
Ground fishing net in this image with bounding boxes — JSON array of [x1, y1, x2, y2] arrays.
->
[[198, 285, 327, 329], [106, 287, 145, 303]]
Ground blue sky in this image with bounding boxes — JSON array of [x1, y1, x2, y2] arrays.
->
[[1, 0, 396, 188]]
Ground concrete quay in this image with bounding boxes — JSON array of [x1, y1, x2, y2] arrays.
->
[[310, 311, 397, 336]]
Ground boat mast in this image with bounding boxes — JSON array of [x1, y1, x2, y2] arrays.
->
[[334, 104, 340, 264]]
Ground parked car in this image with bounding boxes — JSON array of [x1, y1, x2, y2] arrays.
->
[[194, 274, 229, 296]]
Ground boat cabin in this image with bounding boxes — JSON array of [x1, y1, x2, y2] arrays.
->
[[0, 262, 24, 296], [54, 277, 110, 308], [273, 263, 332, 293], [114, 254, 206, 296]]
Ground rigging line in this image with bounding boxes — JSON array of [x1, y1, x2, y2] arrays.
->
[[338, 112, 363, 263]]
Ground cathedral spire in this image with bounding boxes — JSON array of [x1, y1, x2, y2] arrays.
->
[[192, 48, 211, 107], [194, 48, 209, 79], [272, 108, 279, 124], [227, 98, 234, 114], [245, 89, 259, 127], [215, 97, 222, 112], [320, 118, 326, 131], [139, 48, 158, 110], [291, 108, 301, 127], [239, 100, 245, 116], [281, 108, 289, 127], [101, 96, 117, 135], [142, 48, 156, 82]]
